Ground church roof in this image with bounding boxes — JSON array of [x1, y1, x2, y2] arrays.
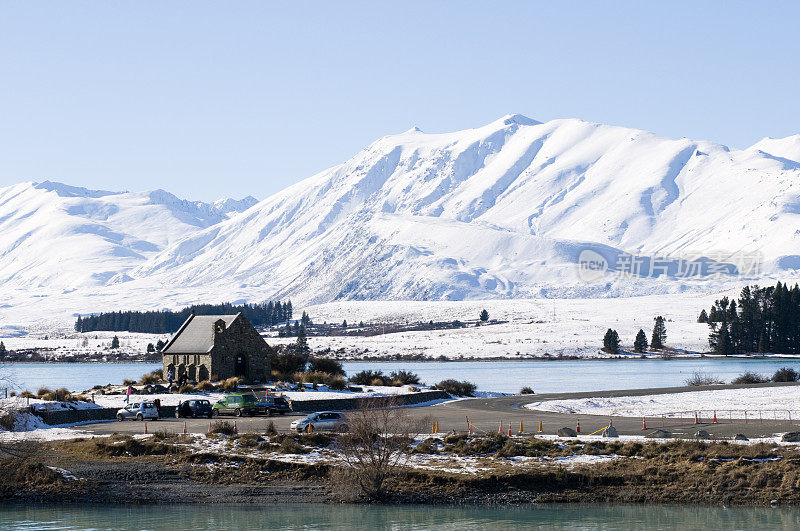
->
[[162, 314, 240, 354]]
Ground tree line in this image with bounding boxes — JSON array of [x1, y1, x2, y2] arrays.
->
[[75, 301, 293, 334], [701, 282, 800, 355]]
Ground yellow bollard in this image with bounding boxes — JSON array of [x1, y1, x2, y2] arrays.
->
[[432, 420, 436, 434], [307, 423, 313, 434], [519, 419, 524, 434], [538, 420, 543, 433], [436, 420, 439, 433]]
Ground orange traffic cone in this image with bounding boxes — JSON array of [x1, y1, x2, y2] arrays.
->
[[713, 411, 718, 424], [499, 420, 503, 434], [508, 423, 512, 436], [641, 417, 647, 430], [576, 419, 580, 434]]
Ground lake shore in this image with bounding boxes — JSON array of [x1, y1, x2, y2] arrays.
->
[[4, 433, 800, 507]]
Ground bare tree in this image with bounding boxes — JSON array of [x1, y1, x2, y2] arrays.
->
[[334, 398, 430, 500]]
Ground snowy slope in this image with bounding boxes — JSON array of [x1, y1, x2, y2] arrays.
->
[[0, 181, 255, 289], [127, 114, 800, 304], [749, 134, 800, 164]]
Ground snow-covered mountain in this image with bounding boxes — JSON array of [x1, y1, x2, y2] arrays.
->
[[749, 135, 800, 164], [0, 181, 256, 289], [124, 114, 800, 304], [2, 115, 800, 309]]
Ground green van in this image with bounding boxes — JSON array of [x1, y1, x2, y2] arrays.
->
[[211, 393, 261, 417]]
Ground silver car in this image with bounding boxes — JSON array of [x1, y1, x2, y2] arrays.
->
[[290, 411, 348, 433], [116, 402, 159, 421]]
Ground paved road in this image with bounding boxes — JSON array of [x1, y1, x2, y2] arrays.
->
[[80, 381, 800, 440]]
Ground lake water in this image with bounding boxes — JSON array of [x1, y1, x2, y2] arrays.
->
[[0, 503, 799, 530], [3, 358, 800, 394]]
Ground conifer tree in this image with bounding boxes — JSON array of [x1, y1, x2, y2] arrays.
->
[[295, 325, 310, 356], [634, 329, 648, 353], [0, 341, 6, 359], [697, 309, 708, 323], [479, 309, 489, 322], [651, 316, 667, 350], [342, 320, 348, 329], [111, 335, 120, 349], [603, 329, 620, 353]]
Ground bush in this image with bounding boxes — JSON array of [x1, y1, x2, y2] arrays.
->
[[432, 379, 477, 396], [326, 375, 348, 390], [19, 390, 36, 399], [122, 379, 136, 386], [36, 387, 52, 397], [265, 420, 277, 436], [220, 377, 241, 392], [520, 386, 535, 395], [685, 372, 721, 386], [388, 370, 420, 386], [731, 371, 769, 384], [196, 380, 216, 392], [298, 371, 329, 384], [178, 384, 195, 394], [772, 367, 799, 383], [140, 371, 161, 384], [350, 370, 386, 386], [208, 421, 235, 436], [308, 357, 345, 376]]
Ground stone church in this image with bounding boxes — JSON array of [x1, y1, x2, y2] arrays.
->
[[162, 313, 273, 383]]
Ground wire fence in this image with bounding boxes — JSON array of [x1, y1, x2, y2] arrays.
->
[[639, 409, 798, 428]]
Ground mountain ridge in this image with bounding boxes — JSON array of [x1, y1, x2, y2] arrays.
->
[[2, 114, 800, 307]]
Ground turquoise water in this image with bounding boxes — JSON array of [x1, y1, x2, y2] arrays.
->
[[0, 503, 799, 530], [3, 358, 800, 394]]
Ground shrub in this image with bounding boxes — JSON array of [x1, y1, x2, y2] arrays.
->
[[265, 420, 277, 436], [308, 357, 345, 376], [685, 372, 720, 386], [19, 390, 36, 399], [432, 379, 477, 396], [140, 371, 161, 384], [299, 371, 329, 384], [220, 377, 241, 392], [772, 367, 799, 382], [370, 378, 384, 386], [196, 380, 215, 392], [389, 370, 420, 386], [122, 379, 136, 386], [208, 421, 235, 436], [278, 437, 308, 454], [178, 384, 195, 394], [36, 387, 52, 397], [731, 371, 769, 384], [520, 386, 535, 395], [350, 370, 386, 386], [326, 375, 348, 390]]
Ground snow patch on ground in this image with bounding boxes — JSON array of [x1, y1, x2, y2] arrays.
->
[[526, 386, 800, 417]]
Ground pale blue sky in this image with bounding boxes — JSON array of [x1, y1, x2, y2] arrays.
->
[[1, 1, 797, 202]]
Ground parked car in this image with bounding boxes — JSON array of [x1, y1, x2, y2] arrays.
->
[[175, 399, 213, 418], [212, 393, 261, 417], [117, 402, 159, 421], [290, 411, 348, 433], [256, 395, 292, 416]]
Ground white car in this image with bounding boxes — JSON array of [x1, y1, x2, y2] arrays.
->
[[290, 411, 348, 433], [116, 402, 159, 421]]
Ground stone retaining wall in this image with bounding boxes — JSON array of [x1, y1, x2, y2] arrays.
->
[[289, 390, 450, 413]]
